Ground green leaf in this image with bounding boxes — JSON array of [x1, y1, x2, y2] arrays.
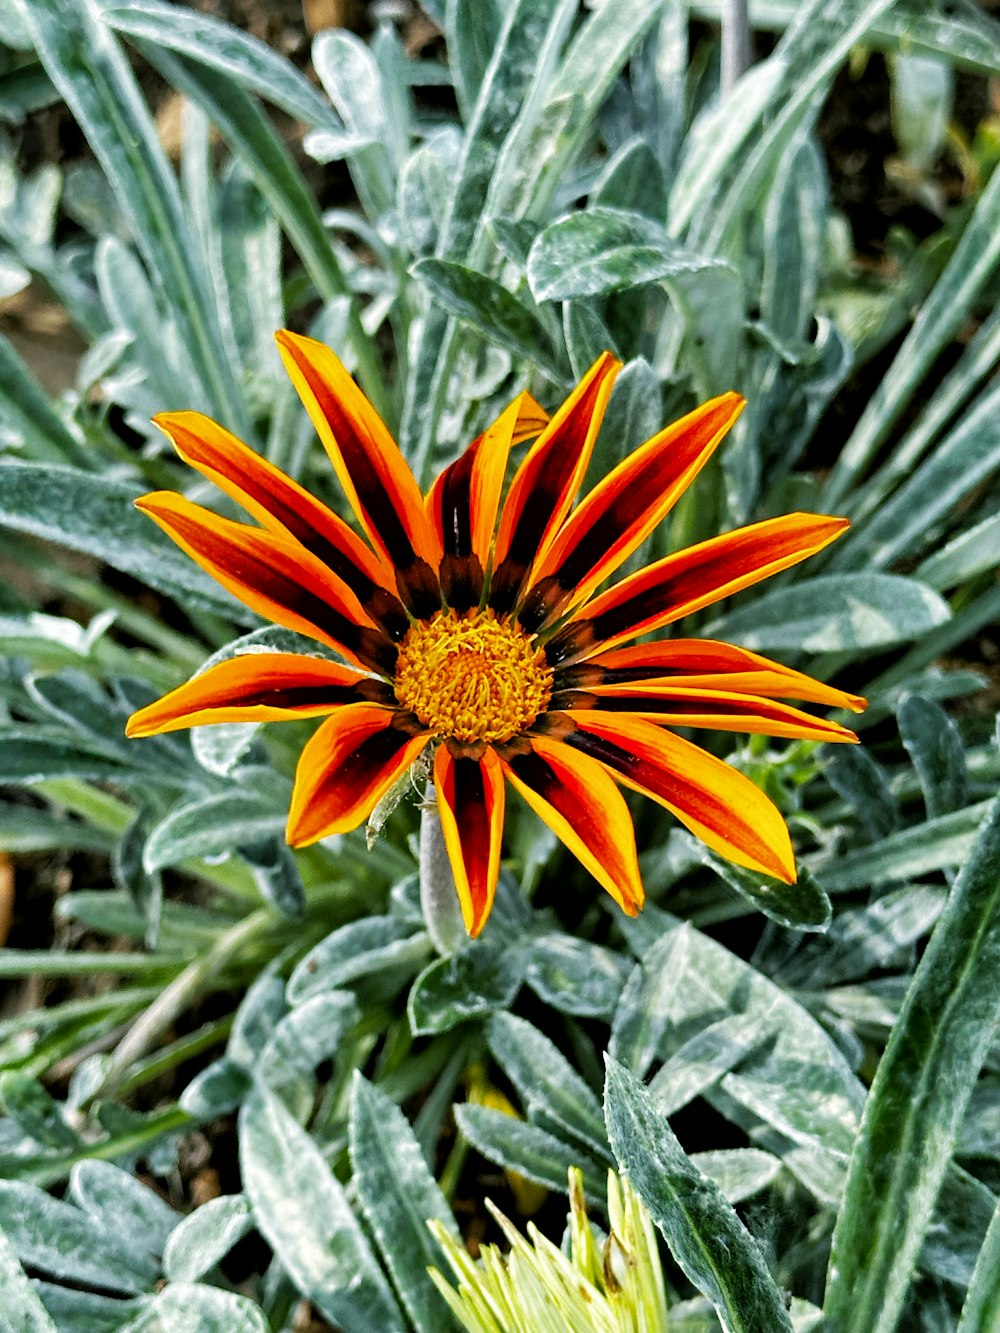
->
[[239, 1084, 404, 1331], [0, 727, 133, 785], [0, 804, 116, 854], [898, 693, 969, 821], [610, 925, 692, 1080], [454, 1103, 606, 1203], [105, 1, 335, 127], [915, 511, 1000, 591], [709, 573, 950, 653], [0, 462, 243, 619], [605, 1057, 793, 1333], [825, 796, 1000, 1333], [822, 745, 900, 842], [0, 1180, 157, 1294], [288, 917, 430, 1005], [143, 793, 285, 873], [311, 28, 395, 217], [413, 257, 563, 375], [445, 0, 502, 122], [408, 939, 526, 1036], [12, 0, 248, 434], [113, 1283, 269, 1333], [257, 990, 358, 1092], [690, 1149, 783, 1205], [162, 1195, 253, 1283], [593, 138, 667, 219], [486, 1013, 609, 1159], [69, 1161, 177, 1257], [695, 845, 832, 932], [0, 1223, 58, 1333], [825, 128, 1000, 508], [589, 357, 662, 484], [816, 802, 990, 894], [0, 1072, 80, 1150], [349, 1074, 461, 1333], [528, 207, 731, 302], [0, 330, 89, 467], [31, 1284, 139, 1333], [523, 932, 631, 1018], [956, 1197, 1000, 1333], [648, 1012, 779, 1117]]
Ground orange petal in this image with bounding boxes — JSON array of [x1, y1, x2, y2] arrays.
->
[[433, 744, 505, 936], [567, 712, 795, 882], [547, 513, 849, 666], [497, 733, 643, 916], [286, 704, 429, 845], [126, 653, 391, 737], [153, 411, 408, 638], [490, 353, 621, 614], [520, 393, 745, 630], [135, 492, 396, 675], [554, 684, 859, 743], [275, 331, 442, 615], [568, 639, 866, 712]]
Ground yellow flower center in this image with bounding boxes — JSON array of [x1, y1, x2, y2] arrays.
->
[[394, 608, 552, 744]]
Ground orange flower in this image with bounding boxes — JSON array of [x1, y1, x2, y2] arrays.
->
[[127, 334, 864, 935]]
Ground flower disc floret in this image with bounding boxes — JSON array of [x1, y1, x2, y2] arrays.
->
[[394, 608, 552, 744]]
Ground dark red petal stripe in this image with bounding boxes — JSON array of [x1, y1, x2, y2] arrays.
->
[[547, 513, 849, 665], [154, 411, 409, 639], [518, 392, 744, 631], [136, 492, 397, 675], [434, 745, 504, 936], [287, 705, 429, 845], [126, 652, 392, 736], [490, 354, 620, 615], [276, 331, 442, 617]]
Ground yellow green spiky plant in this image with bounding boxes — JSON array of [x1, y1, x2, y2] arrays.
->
[[428, 1168, 670, 1333]]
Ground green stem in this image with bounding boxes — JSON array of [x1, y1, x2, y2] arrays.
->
[[419, 791, 465, 956]]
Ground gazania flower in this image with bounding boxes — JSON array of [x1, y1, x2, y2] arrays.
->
[[127, 334, 863, 935]]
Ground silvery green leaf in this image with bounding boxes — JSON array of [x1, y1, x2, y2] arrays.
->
[[398, 134, 460, 258], [105, 0, 336, 128], [0, 1072, 79, 1151], [0, 462, 245, 619], [312, 29, 394, 217], [825, 797, 1000, 1333], [898, 693, 969, 821], [113, 1283, 269, 1333], [956, 1196, 1000, 1333], [611, 926, 692, 1081], [0, 333, 89, 467], [113, 813, 162, 950], [413, 257, 564, 376], [257, 990, 358, 1092], [162, 1194, 253, 1283], [648, 1011, 779, 1117], [240, 836, 306, 918], [487, 1013, 609, 1159], [816, 802, 990, 894], [605, 1058, 793, 1333], [695, 844, 832, 932], [408, 939, 526, 1036], [915, 511, 1000, 590], [0, 804, 115, 854], [889, 50, 953, 172], [288, 917, 430, 1005], [690, 1149, 783, 1205], [822, 745, 899, 842], [445, 0, 503, 122], [709, 573, 950, 653], [240, 1084, 404, 1331], [178, 1058, 252, 1119], [350, 1074, 461, 1332], [593, 137, 667, 219], [69, 1161, 176, 1258], [0, 1180, 156, 1294], [0, 726, 134, 785], [524, 932, 631, 1018], [0, 1223, 58, 1333], [563, 302, 619, 381], [454, 1104, 606, 1204], [143, 794, 285, 874], [528, 207, 731, 302]]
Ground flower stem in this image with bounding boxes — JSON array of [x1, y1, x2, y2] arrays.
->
[[419, 790, 464, 957], [722, 0, 751, 94]]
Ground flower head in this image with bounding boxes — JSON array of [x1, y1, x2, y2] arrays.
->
[[126, 333, 864, 935]]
